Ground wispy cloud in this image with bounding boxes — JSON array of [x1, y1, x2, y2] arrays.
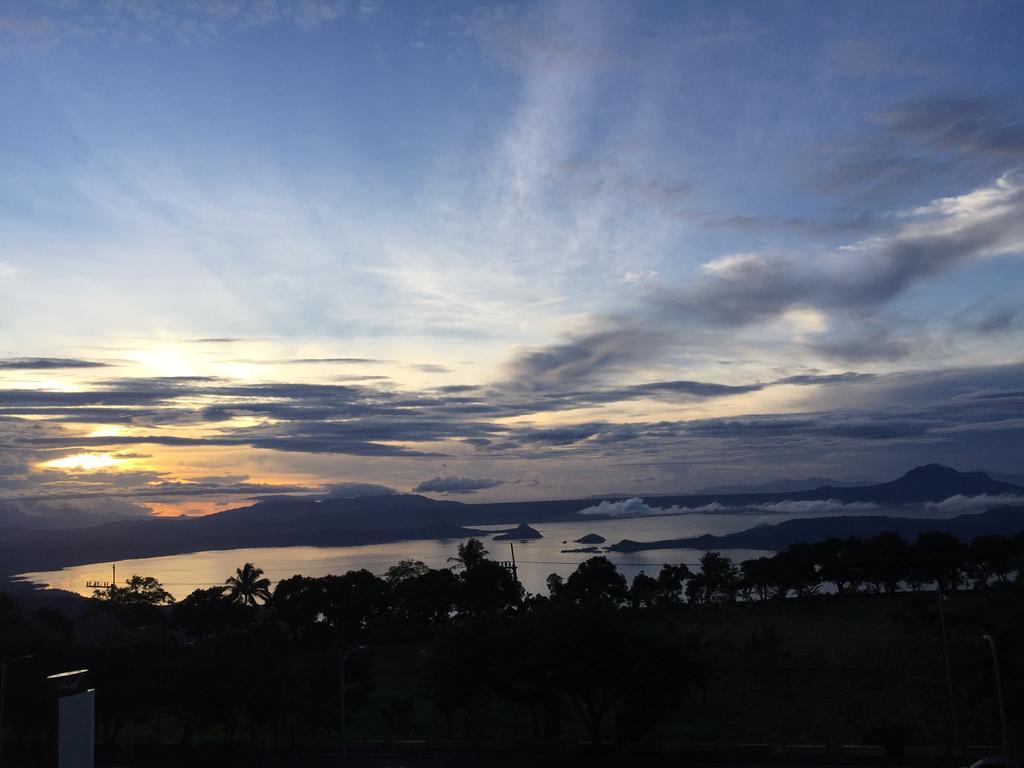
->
[[413, 475, 504, 494], [1, 0, 355, 48], [0, 358, 111, 370]]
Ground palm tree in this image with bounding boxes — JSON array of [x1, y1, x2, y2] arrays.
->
[[447, 538, 488, 570], [223, 562, 272, 607]]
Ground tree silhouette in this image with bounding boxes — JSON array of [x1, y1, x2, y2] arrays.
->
[[175, 586, 249, 637], [448, 538, 489, 570], [687, 552, 741, 605], [628, 571, 659, 608], [969, 535, 1016, 586], [385, 559, 430, 584], [563, 556, 628, 606], [93, 574, 175, 606], [457, 560, 523, 615], [912, 532, 966, 592], [224, 562, 272, 607]]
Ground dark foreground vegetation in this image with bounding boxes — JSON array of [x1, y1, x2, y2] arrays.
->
[[2, 531, 1023, 765]]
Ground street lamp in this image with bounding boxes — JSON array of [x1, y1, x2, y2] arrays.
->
[[0, 654, 35, 768], [340, 645, 368, 768], [982, 634, 1010, 768]]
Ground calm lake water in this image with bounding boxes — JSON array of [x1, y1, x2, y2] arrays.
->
[[15, 506, 955, 599]]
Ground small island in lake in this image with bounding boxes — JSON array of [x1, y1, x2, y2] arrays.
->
[[575, 533, 606, 544], [493, 522, 543, 540]]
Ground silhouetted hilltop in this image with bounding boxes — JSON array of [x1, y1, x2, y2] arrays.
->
[[690, 476, 871, 495], [781, 464, 1021, 504], [208, 493, 470, 531], [610, 504, 1024, 553], [492, 523, 542, 540]]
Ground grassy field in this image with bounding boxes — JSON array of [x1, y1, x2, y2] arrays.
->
[[340, 590, 1019, 754]]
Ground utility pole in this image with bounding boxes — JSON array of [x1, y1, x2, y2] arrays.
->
[[982, 635, 1010, 768], [510, 542, 519, 583], [937, 591, 959, 754], [1, 655, 34, 768], [340, 645, 368, 768]]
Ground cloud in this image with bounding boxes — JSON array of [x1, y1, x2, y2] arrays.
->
[[972, 308, 1018, 334], [0, 0, 357, 48], [0, 358, 112, 370], [662, 174, 1024, 361], [323, 482, 397, 499], [4, 479, 316, 504], [776, 372, 877, 386], [3, 359, 1023, 508], [808, 325, 914, 363], [749, 499, 878, 515], [499, 168, 1024, 382], [922, 494, 1024, 515], [700, 175, 1024, 313], [579, 496, 880, 519], [578, 497, 690, 518], [413, 475, 505, 494], [1, 497, 154, 527], [881, 97, 1024, 157], [288, 358, 385, 364], [504, 325, 666, 388]]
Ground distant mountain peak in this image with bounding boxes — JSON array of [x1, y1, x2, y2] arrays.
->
[[901, 463, 963, 478]]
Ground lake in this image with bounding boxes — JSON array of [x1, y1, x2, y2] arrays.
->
[[18, 513, 774, 598], [14, 506, 949, 599]]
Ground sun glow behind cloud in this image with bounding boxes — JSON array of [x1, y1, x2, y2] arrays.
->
[[1, 0, 1023, 517], [43, 453, 125, 472]]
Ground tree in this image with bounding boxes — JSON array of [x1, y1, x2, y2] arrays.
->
[[969, 535, 1016, 586], [562, 557, 628, 606], [390, 568, 459, 632], [224, 563, 272, 607], [448, 538, 489, 570], [457, 560, 523, 615], [862, 532, 908, 593], [774, 543, 822, 598], [271, 576, 327, 640], [912, 532, 966, 592], [385, 559, 430, 584], [320, 569, 389, 640], [812, 537, 864, 595], [93, 575, 175, 606], [741, 557, 777, 601], [91, 577, 175, 630], [546, 573, 565, 599], [687, 552, 741, 605], [175, 586, 250, 637], [628, 571, 660, 608], [655, 563, 692, 605]]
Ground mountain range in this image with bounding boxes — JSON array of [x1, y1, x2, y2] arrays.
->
[[609, 504, 1024, 553], [1, 464, 1021, 583]]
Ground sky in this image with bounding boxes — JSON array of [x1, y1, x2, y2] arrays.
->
[[1, 0, 1023, 522]]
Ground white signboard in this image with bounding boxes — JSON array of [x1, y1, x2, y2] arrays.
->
[[57, 689, 94, 768]]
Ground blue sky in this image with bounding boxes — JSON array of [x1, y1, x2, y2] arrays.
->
[[1, 0, 1023, 519]]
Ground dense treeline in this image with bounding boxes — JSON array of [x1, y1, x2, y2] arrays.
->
[[725, 529, 1024, 603], [1, 531, 1022, 758]]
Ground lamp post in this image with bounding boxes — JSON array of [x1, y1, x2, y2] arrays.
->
[[982, 635, 1010, 768], [937, 591, 959, 754], [0, 654, 34, 768], [340, 645, 368, 768]]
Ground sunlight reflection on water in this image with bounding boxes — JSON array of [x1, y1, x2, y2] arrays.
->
[[16, 508, 933, 598]]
